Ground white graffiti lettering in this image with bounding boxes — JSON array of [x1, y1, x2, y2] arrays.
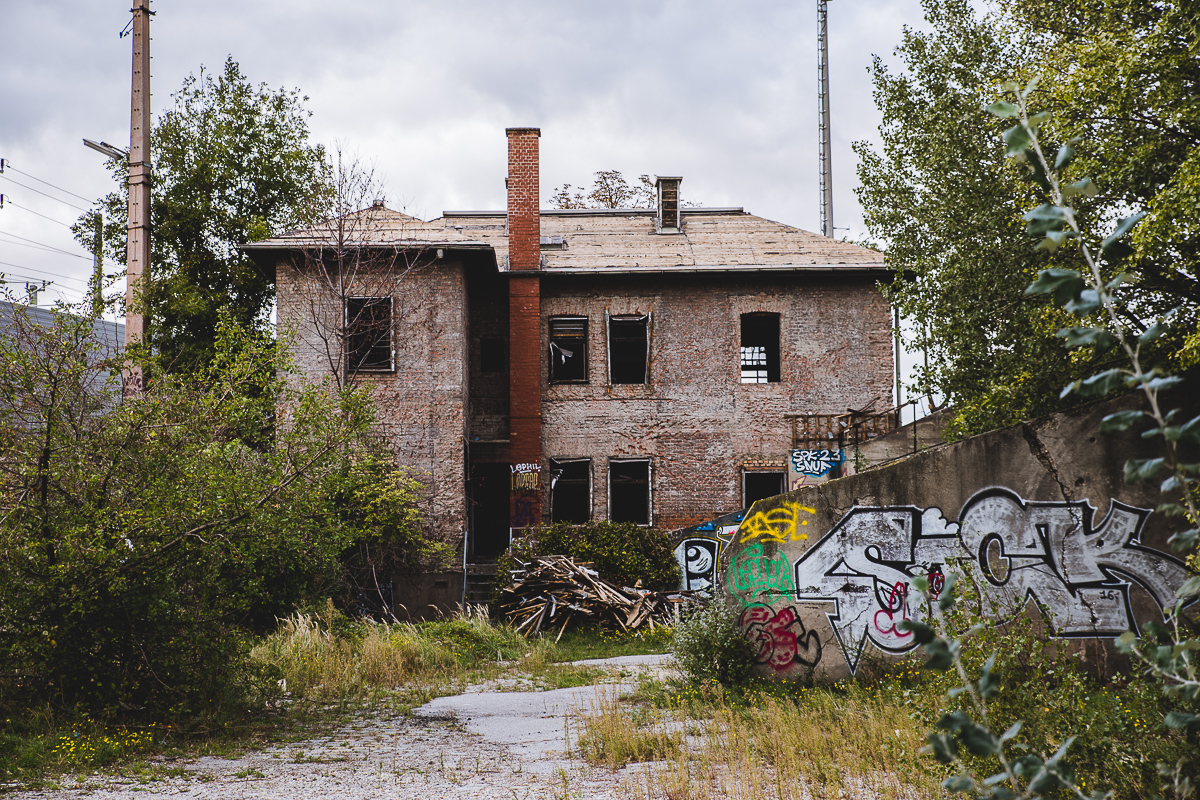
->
[[791, 488, 1188, 674], [789, 449, 844, 478]]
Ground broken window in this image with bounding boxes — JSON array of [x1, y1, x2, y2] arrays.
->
[[549, 316, 588, 383], [610, 459, 651, 525], [740, 312, 780, 383], [345, 296, 393, 372], [743, 470, 785, 507], [550, 458, 591, 523], [608, 314, 649, 384], [480, 337, 505, 374]]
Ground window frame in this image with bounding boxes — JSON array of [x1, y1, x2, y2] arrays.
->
[[608, 457, 652, 526], [548, 315, 589, 384], [607, 312, 650, 385], [549, 457, 592, 524], [345, 296, 394, 373], [742, 469, 786, 508], [739, 312, 781, 383]]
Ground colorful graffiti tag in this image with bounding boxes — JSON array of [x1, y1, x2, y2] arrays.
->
[[740, 604, 823, 671], [738, 502, 816, 544], [789, 487, 1190, 673], [728, 543, 795, 605], [787, 448, 844, 491], [673, 509, 745, 592]]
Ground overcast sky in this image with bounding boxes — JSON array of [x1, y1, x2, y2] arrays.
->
[[2, 0, 936, 410]]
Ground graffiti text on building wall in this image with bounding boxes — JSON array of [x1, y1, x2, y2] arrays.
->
[[738, 502, 815, 544], [790, 449, 844, 478], [728, 544, 795, 605], [786, 487, 1189, 673]]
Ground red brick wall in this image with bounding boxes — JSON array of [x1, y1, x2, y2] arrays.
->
[[539, 272, 893, 531], [506, 128, 543, 524]]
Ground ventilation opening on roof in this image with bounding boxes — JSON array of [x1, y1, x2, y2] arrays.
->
[[540, 235, 564, 249], [655, 176, 681, 233]]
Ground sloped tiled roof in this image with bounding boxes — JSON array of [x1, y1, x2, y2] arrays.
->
[[246, 205, 886, 275]]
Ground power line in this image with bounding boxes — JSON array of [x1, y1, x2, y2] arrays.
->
[[0, 174, 92, 213], [4, 199, 76, 228], [0, 260, 90, 285], [0, 160, 96, 204], [0, 230, 91, 260]]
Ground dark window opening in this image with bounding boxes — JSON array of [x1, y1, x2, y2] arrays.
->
[[740, 312, 780, 383], [550, 458, 591, 523], [609, 315, 649, 384], [744, 471, 785, 507], [346, 297, 393, 372], [610, 459, 650, 525], [480, 337, 505, 373], [549, 316, 588, 383]]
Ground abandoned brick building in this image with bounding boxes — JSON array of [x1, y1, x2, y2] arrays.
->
[[249, 127, 894, 575]]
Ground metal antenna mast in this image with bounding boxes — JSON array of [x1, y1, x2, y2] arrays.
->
[[817, 0, 834, 238]]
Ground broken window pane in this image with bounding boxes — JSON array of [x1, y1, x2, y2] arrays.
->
[[740, 312, 780, 383], [743, 470, 785, 507], [610, 459, 650, 525], [345, 296, 393, 372], [609, 315, 649, 384], [549, 316, 588, 383], [550, 458, 591, 523]]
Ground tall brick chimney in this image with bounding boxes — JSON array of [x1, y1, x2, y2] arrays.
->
[[506, 127, 543, 532]]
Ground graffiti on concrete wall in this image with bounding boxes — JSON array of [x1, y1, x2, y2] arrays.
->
[[728, 543, 795, 605], [788, 487, 1189, 673], [673, 510, 745, 592], [741, 604, 823, 671], [787, 448, 844, 491], [738, 502, 816, 544]]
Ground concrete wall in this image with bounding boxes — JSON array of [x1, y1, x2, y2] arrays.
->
[[540, 271, 893, 531], [718, 393, 1195, 682]]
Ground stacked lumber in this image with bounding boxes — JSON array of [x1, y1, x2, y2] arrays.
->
[[499, 555, 703, 639]]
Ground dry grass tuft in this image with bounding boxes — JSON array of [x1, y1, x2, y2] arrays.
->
[[579, 682, 944, 800]]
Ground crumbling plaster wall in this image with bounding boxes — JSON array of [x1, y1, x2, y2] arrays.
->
[[540, 272, 893, 530], [719, 393, 1194, 683], [276, 257, 471, 547]]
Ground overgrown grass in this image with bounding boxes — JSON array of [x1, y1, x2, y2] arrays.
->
[[578, 677, 943, 799], [545, 623, 674, 663]]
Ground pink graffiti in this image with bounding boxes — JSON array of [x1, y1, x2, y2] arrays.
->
[[873, 581, 912, 638], [740, 605, 822, 671]]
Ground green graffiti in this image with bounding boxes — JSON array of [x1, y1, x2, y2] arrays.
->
[[728, 543, 795, 605]]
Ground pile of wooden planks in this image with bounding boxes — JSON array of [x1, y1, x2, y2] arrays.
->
[[499, 555, 703, 639]]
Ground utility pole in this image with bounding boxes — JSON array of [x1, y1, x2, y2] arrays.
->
[[125, 0, 153, 377], [817, 0, 834, 238]]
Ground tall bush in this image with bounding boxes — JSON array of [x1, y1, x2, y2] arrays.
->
[[500, 521, 680, 592], [0, 303, 427, 722]]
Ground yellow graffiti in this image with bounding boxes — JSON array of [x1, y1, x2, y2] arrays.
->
[[738, 502, 816, 544], [511, 472, 539, 491]]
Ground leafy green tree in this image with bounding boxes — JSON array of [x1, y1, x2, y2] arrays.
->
[[856, 0, 1198, 438], [0, 301, 423, 722], [77, 57, 327, 367]]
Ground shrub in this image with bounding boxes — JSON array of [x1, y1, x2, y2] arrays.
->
[[0, 304, 437, 724], [672, 601, 754, 687]]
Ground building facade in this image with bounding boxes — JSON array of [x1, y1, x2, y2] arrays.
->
[[250, 128, 894, 566]]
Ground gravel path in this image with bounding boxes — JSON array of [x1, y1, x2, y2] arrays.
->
[[13, 655, 674, 800]]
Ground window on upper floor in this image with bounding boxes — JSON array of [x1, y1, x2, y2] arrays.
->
[[743, 470, 785, 508], [608, 314, 649, 384], [550, 458, 591, 523], [549, 316, 588, 383], [740, 312, 780, 383], [610, 458, 651, 525], [345, 296, 393, 373]]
